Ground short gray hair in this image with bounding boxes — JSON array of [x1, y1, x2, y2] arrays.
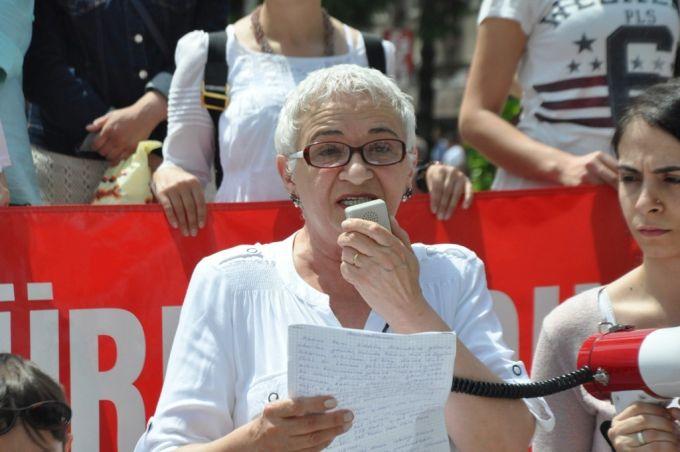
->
[[274, 65, 417, 162]]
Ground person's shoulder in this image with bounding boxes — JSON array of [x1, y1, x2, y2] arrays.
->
[[174, 29, 210, 65], [191, 242, 284, 293], [478, 0, 554, 35], [177, 29, 209, 50], [542, 287, 602, 339], [334, 18, 359, 40], [413, 243, 481, 279], [200, 243, 271, 272], [346, 24, 393, 48], [231, 16, 258, 52], [337, 22, 363, 55], [415, 243, 479, 263], [534, 288, 604, 379], [232, 15, 250, 31]]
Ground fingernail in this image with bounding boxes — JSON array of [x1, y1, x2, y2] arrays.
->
[[170, 221, 178, 228], [324, 398, 337, 409], [343, 412, 353, 422], [437, 213, 444, 221], [199, 220, 205, 228], [191, 229, 197, 237], [343, 422, 352, 432], [430, 205, 436, 214]]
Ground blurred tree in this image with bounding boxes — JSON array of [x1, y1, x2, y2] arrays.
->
[[416, 0, 468, 146], [229, 0, 245, 22], [324, 0, 392, 28]]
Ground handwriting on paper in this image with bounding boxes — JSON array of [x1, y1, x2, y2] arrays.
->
[[288, 325, 456, 451]]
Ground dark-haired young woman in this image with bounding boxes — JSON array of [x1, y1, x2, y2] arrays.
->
[[532, 79, 680, 451], [0, 353, 72, 452]]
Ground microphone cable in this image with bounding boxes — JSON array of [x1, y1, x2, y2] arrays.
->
[[450, 366, 596, 399], [382, 323, 597, 399]]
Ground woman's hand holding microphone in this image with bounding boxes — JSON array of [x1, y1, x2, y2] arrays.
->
[[338, 215, 447, 334], [608, 402, 680, 451]]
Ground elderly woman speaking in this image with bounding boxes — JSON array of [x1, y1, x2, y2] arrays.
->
[[136, 65, 553, 452]]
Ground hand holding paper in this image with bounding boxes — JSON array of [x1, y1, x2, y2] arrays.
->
[[288, 325, 457, 451]]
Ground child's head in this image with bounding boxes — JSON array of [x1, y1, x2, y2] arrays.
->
[[0, 353, 72, 451]]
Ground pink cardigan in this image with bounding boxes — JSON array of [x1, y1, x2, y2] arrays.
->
[[531, 288, 616, 452]]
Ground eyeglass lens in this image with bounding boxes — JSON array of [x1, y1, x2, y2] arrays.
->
[[307, 140, 404, 167], [25, 401, 71, 430], [0, 409, 16, 434]]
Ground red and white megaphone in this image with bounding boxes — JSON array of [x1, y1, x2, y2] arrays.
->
[[577, 326, 680, 412]]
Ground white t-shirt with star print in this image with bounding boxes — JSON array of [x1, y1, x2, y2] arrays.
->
[[479, 0, 679, 190]]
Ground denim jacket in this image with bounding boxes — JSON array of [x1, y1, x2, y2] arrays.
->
[[24, 0, 229, 155]]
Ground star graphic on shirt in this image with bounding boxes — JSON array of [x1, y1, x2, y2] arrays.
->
[[653, 58, 665, 71], [590, 58, 603, 71], [568, 60, 581, 73], [574, 33, 596, 53], [631, 56, 643, 70]]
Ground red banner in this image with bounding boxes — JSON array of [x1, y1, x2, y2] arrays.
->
[[0, 187, 638, 451]]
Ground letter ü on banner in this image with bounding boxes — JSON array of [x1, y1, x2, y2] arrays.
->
[[0, 186, 639, 451]]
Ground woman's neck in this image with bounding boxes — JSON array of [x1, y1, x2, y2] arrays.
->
[[293, 226, 370, 328], [293, 226, 358, 295], [611, 257, 680, 326], [260, 1, 325, 48], [641, 256, 680, 317]]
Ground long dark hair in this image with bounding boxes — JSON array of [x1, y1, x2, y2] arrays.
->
[[612, 78, 680, 156], [0, 353, 70, 447]]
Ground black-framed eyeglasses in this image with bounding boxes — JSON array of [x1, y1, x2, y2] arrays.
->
[[288, 139, 407, 168], [0, 401, 72, 436]]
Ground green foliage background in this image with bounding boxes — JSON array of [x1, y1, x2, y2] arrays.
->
[[466, 96, 521, 191], [324, 0, 393, 27]]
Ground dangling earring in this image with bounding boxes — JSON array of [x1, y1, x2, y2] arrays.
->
[[289, 193, 301, 208], [401, 187, 413, 202]]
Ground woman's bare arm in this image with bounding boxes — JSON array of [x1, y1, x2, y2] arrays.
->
[[459, 18, 617, 187]]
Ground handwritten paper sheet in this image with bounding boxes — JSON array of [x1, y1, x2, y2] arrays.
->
[[288, 324, 456, 451]]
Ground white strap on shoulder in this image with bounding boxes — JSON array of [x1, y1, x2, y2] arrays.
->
[[596, 287, 617, 325], [343, 23, 357, 50]]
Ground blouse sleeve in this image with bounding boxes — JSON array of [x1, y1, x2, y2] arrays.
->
[[448, 251, 555, 431], [159, 30, 215, 188], [134, 259, 237, 451], [477, 0, 551, 37]]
